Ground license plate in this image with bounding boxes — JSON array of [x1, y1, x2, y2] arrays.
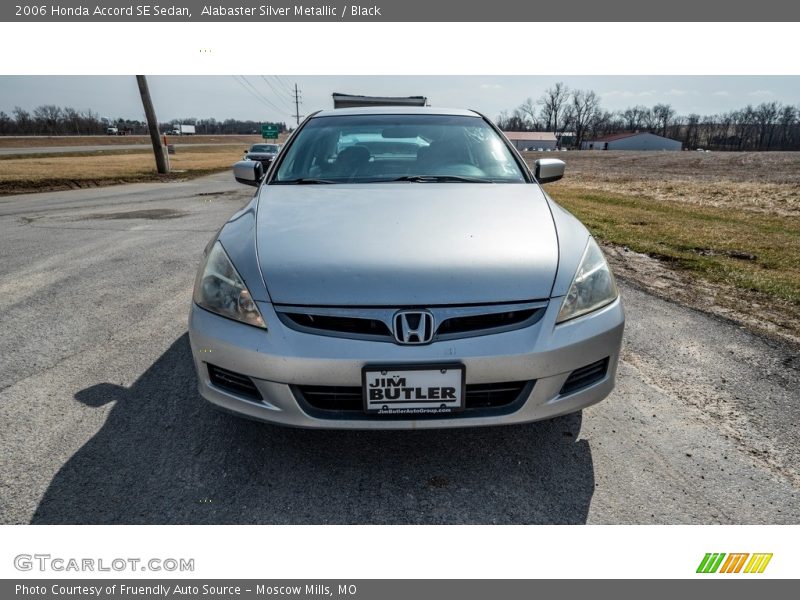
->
[[362, 364, 465, 415]]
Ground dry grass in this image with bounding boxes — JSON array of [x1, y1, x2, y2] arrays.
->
[[0, 145, 247, 194], [0, 134, 266, 148], [526, 150, 800, 216]]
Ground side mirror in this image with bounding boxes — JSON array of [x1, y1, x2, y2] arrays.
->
[[533, 158, 565, 184], [233, 160, 264, 187]]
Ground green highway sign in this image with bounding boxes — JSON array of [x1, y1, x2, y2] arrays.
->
[[261, 124, 279, 139]]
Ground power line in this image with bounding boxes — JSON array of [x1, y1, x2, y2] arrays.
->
[[271, 76, 297, 108], [274, 75, 295, 94], [260, 76, 294, 111], [232, 75, 274, 111], [232, 75, 292, 118], [240, 75, 291, 116], [266, 75, 292, 96]]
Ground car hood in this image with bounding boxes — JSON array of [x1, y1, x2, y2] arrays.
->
[[255, 183, 558, 306], [246, 152, 277, 159]]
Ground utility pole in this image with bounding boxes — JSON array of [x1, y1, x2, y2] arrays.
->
[[136, 75, 168, 174], [292, 83, 302, 126]]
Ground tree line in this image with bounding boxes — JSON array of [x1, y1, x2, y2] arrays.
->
[[0, 106, 289, 136], [496, 83, 800, 150]]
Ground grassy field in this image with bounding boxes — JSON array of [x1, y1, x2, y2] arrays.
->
[[0, 134, 264, 148], [0, 142, 277, 195], [550, 186, 799, 303], [524, 150, 800, 345], [0, 133, 291, 194], [531, 150, 800, 215]]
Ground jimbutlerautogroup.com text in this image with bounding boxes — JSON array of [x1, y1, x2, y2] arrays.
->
[[14, 4, 383, 18]]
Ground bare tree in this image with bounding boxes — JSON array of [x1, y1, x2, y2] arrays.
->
[[569, 89, 602, 149], [12, 107, 32, 133], [754, 101, 780, 149], [495, 110, 529, 131], [652, 103, 675, 137], [517, 97, 540, 130], [683, 113, 700, 148], [777, 104, 797, 149], [33, 105, 64, 135], [0, 111, 12, 135], [621, 105, 648, 131], [538, 82, 570, 134], [0, 106, 289, 137]]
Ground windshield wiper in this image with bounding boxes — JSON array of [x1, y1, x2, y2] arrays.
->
[[390, 175, 494, 183], [274, 178, 338, 185]]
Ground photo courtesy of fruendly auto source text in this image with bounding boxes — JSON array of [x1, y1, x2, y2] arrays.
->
[[0, 0, 799, 595]]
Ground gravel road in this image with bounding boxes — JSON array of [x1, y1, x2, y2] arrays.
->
[[0, 172, 797, 524]]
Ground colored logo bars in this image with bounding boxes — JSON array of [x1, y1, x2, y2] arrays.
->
[[696, 553, 773, 574]]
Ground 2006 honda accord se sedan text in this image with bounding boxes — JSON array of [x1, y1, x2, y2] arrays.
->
[[188, 107, 625, 429]]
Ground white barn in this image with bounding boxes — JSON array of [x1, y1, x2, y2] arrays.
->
[[581, 132, 682, 151], [503, 131, 558, 151]]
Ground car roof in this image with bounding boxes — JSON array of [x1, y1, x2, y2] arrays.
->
[[312, 106, 481, 118]]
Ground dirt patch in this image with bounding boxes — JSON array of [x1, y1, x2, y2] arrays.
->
[[691, 247, 757, 261], [605, 243, 800, 348], [83, 209, 187, 220]]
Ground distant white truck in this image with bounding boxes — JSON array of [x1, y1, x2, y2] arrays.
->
[[169, 124, 196, 135], [106, 126, 132, 135]]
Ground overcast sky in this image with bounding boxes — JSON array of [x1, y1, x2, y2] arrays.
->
[[1, 75, 797, 123]]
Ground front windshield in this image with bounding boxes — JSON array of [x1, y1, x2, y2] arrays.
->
[[272, 114, 526, 183], [251, 144, 279, 152]]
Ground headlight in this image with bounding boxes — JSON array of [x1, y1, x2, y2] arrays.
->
[[193, 241, 266, 329], [556, 237, 618, 323]]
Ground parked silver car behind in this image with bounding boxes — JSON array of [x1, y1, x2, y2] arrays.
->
[[188, 107, 624, 429]]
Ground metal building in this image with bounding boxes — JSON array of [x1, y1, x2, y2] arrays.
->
[[502, 131, 558, 151], [581, 132, 682, 151]]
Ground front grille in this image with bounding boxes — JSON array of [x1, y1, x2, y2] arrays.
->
[[276, 302, 547, 343], [559, 358, 609, 395], [295, 380, 532, 418], [283, 313, 391, 338], [437, 309, 540, 336], [207, 364, 262, 401]]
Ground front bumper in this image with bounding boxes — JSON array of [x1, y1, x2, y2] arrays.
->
[[245, 156, 274, 168], [188, 296, 624, 429]]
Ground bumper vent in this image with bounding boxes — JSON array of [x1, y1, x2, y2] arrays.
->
[[297, 386, 363, 412], [464, 381, 530, 409], [295, 380, 533, 417], [560, 358, 609, 395], [207, 364, 262, 401]]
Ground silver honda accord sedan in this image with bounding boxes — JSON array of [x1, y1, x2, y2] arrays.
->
[[188, 106, 624, 429]]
